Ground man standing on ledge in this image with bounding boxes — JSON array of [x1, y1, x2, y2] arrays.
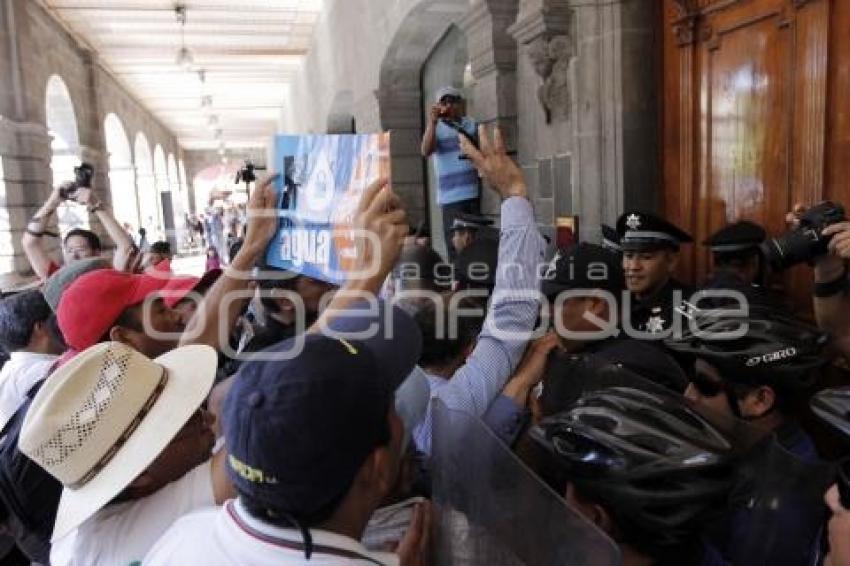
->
[[421, 86, 480, 257]]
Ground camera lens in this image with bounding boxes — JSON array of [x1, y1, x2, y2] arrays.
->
[[760, 229, 821, 272]]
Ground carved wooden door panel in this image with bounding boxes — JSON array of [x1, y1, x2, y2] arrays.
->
[[661, 0, 830, 310]]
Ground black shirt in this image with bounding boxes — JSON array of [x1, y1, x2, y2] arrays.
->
[[628, 278, 694, 336]]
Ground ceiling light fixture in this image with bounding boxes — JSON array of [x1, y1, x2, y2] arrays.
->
[[174, 5, 194, 72]]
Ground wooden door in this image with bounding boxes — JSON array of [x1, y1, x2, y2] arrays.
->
[[660, 0, 850, 313]]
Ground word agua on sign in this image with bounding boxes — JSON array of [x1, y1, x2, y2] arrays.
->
[[277, 228, 332, 266]]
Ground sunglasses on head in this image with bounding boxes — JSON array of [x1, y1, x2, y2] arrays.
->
[[690, 371, 725, 397]]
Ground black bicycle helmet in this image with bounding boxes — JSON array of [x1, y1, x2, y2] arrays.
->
[[530, 387, 734, 549], [811, 386, 850, 437], [664, 307, 828, 390]]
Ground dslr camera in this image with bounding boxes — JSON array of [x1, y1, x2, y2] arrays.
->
[[59, 162, 94, 201], [761, 201, 846, 271]]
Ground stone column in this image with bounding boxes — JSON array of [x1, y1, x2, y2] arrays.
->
[[509, 0, 571, 233], [0, 119, 56, 277], [374, 86, 427, 226], [509, 0, 659, 243], [459, 0, 520, 217]]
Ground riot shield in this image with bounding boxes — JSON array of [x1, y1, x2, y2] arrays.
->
[[714, 435, 834, 566], [431, 400, 621, 566]]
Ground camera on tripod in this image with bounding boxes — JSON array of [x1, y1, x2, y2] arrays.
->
[[235, 160, 265, 185]]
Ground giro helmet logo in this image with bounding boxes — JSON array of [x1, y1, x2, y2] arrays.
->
[[745, 347, 797, 367]]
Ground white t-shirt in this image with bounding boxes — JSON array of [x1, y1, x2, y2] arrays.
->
[[0, 351, 57, 430], [50, 460, 215, 566], [144, 498, 399, 566]]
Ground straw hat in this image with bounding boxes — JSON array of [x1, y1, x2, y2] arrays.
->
[[18, 341, 217, 541]]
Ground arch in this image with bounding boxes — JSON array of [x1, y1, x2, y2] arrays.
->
[[134, 132, 159, 237], [45, 74, 87, 231], [103, 113, 139, 230]]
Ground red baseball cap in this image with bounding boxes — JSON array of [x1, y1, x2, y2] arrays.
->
[[161, 268, 222, 309], [57, 269, 171, 351]]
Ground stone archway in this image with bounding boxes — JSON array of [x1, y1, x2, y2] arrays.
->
[[103, 113, 138, 230], [45, 74, 87, 232], [376, 0, 519, 240], [376, 0, 470, 229]]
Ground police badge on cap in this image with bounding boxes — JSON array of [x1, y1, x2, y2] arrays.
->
[[616, 212, 693, 252]]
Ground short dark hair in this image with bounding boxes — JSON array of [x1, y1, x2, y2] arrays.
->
[[149, 241, 171, 256], [97, 303, 144, 344], [0, 291, 53, 351], [64, 229, 102, 252], [414, 296, 486, 369]]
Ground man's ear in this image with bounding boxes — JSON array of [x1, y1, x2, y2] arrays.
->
[[751, 385, 777, 417], [354, 447, 396, 500], [109, 325, 131, 345]]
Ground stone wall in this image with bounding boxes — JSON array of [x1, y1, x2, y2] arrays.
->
[[0, 0, 187, 278]]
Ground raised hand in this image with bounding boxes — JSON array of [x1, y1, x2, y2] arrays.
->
[[459, 125, 527, 200], [352, 177, 409, 284], [242, 174, 280, 256]]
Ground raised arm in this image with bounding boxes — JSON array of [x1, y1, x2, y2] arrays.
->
[[433, 127, 545, 414], [420, 105, 441, 157], [815, 222, 850, 356], [74, 187, 136, 271], [22, 187, 63, 279], [180, 175, 279, 350]]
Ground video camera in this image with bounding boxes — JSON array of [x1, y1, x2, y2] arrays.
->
[[58, 162, 94, 201], [760, 201, 846, 271], [235, 160, 266, 185]]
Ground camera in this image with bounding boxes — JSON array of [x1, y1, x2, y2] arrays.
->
[[59, 162, 94, 201], [760, 201, 846, 271], [235, 161, 256, 185]]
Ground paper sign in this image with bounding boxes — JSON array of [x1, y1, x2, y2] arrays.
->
[[265, 133, 391, 284]]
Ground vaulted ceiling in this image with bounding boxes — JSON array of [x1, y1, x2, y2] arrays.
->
[[41, 0, 323, 150]]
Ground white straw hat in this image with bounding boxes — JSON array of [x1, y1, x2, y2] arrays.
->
[[18, 341, 217, 541]]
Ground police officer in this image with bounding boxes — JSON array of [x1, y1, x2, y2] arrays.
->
[[448, 212, 495, 256], [616, 211, 694, 335], [700, 220, 783, 310]]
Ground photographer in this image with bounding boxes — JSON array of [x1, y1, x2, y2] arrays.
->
[[22, 163, 136, 279], [782, 203, 850, 357], [420, 87, 481, 257]]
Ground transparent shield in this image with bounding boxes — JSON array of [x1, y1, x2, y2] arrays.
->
[[431, 400, 621, 566], [719, 435, 834, 566]]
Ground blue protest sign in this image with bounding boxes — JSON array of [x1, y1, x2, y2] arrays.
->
[[265, 133, 391, 284]]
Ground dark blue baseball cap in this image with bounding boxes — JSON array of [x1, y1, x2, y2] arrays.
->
[[223, 301, 422, 521]]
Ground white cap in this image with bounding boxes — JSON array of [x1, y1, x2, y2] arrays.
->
[[436, 86, 463, 103]]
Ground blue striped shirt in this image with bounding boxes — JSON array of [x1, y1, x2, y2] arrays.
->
[[414, 196, 545, 454], [434, 118, 480, 205]]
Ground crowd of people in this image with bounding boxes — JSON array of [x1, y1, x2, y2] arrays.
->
[[2, 93, 850, 566]]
